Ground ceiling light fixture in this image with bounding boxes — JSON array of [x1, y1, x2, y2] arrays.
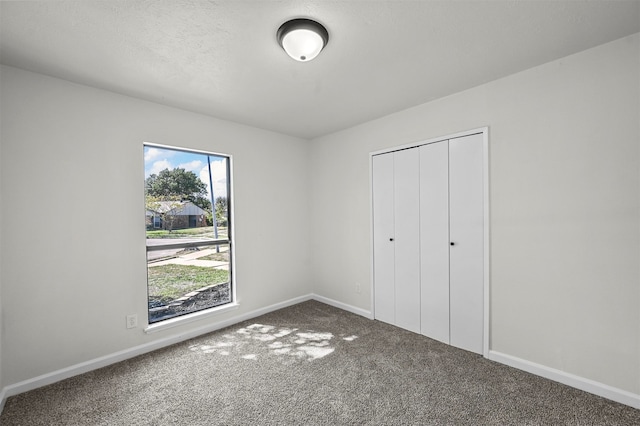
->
[[277, 18, 329, 62]]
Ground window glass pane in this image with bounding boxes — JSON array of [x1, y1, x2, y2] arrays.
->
[[144, 144, 232, 323], [147, 243, 231, 323], [144, 147, 228, 243]]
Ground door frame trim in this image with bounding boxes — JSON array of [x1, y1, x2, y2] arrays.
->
[[369, 127, 490, 358]]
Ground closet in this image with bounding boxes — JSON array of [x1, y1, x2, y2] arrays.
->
[[372, 132, 485, 355]]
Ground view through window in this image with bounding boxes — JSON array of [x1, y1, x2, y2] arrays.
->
[[144, 144, 232, 324]]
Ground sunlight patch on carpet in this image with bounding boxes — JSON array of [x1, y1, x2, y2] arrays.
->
[[188, 323, 357, 362]]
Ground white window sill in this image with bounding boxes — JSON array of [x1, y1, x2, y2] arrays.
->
[[144, 302, 239, 334]]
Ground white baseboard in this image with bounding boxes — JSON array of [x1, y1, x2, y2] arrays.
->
[[489, 350, 640, 409], [311, 293, 374, 319], [0, 294, 314, 405], [4, 298, 636, 413]]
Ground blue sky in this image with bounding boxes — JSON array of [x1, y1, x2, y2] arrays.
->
[[144, 145, 228, 200]]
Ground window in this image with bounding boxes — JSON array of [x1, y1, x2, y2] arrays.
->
[[144, 144, 233, 324]]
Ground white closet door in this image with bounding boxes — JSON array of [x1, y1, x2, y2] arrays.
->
[[419, 141, 450, 344], [372, 153, 395, 325], [393, 148, 421, 333], [449, 133, 484, 354]]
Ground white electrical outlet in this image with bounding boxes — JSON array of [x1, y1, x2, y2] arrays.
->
[[126, 314, 138, 329], [355, 282, 361, 294]]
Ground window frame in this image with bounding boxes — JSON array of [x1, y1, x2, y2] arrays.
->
[[142, 142, 237, 333]]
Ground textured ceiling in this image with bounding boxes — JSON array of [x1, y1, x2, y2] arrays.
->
[[1, 1, 639, 139]]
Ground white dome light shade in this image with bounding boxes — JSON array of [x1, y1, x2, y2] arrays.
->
[[277, 19, 329, 62], [282, 29, 324, 61]]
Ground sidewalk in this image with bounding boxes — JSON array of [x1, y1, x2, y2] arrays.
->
[[148, 246, 229, 270]]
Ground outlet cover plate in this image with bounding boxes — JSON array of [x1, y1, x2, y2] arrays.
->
[[126, 314, 138, 329]]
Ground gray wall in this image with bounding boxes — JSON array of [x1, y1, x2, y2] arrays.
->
[[0, 112, 3, 394], [309, 34, 639, 394], [1, 33, 638, 400], [0, 65, 312, 387]]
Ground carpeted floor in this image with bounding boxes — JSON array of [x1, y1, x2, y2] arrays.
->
[[2, 300, 639, 425]]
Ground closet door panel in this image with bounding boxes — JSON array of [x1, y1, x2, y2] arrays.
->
[[372, 153, 395, 325], [393, 148, 421, 333], [449, 134, 484, 354], [419, 141, 450, 344]]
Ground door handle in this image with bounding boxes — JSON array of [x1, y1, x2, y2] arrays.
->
[[390, 238, 394, 242], [450, 242, 455, 246]]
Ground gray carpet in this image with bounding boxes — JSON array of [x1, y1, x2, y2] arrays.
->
[[2, 300, 639, 425]]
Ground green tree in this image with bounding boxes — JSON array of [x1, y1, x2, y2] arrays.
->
[[145, 168, 211, 211], [215, 196, 228, 227]]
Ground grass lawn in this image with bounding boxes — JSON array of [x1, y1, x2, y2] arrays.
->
[[198, 251, 229, 262], [147, 264, 229, 304], [147, 227, 228, 239]]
